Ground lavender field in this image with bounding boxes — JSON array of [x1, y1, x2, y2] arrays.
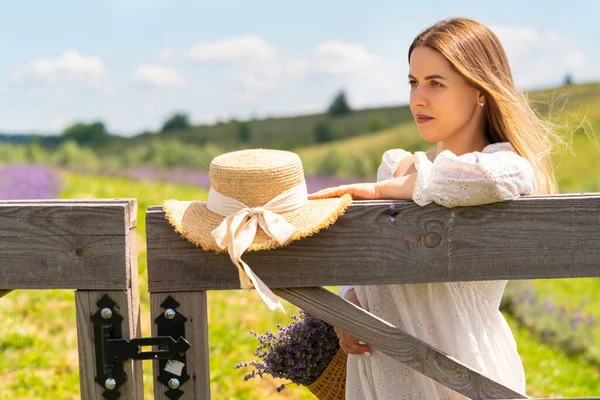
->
[[0, 164, 62, 200], [94, 164, 372, 193]]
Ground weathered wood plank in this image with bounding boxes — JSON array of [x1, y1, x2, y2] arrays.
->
[[0, 200, 136, 290], [274, 287, 527, 400], [125, 221, 144, 396], [0, 199, 137, 228], [151, 292, 211, 400], [75, 290, 144, 400], [146, 195, 600, 291]]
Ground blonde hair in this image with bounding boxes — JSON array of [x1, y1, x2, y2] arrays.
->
[[409, 17, 564, 194]]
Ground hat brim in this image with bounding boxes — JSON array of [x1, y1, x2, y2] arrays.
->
[[163, 194, 353, 252]]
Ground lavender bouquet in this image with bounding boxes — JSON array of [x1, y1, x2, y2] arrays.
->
[[235, 310, 342, 393]]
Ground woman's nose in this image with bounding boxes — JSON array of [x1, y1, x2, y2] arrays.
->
[[410, 87, 428, 108]]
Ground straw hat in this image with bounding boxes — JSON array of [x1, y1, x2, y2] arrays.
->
[[163, 148, 352, 253]]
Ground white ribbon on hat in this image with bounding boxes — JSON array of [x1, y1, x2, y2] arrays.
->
[[207, 181, 308, 312]]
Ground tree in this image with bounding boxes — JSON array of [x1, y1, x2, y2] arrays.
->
[[563, 73, 573, 86], [314, 121, 333, 143], [61, 121, 111, 147], [327, 90, 351, 117], [237, 121, 251, 142], [368, 112, 388, 132], [161, 112, 190, 133]]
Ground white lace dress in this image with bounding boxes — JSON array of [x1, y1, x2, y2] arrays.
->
[[339, 142, 536, 400]]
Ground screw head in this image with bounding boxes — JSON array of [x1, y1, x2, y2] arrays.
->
[[164, 308, 176, 320], [101, 308, 113, 320], [105, 378, 117, 390], [168, 377, 180, 389]]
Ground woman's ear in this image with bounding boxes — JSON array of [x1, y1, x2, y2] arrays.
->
[[476, 90, 486, 105]]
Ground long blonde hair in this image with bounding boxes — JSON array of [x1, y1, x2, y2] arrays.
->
[[409, 17, 562, 194]]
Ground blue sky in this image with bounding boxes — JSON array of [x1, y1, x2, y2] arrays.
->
[[1, 0, 598, 136]]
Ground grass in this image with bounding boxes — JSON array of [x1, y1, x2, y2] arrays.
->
[[0, 171, 314, 399], [505, 313, 600, 398]]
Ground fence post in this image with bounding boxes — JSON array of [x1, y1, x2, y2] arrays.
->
[[150, 291, 211, 400], [76, 290, 143, 399], [74, 199, 143, 399]]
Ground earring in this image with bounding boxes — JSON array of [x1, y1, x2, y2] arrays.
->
[[479, 102, 485, 108]]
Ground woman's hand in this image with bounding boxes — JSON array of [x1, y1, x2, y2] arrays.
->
[[335, 289, 373, 356], [308, 182, 382, 200]]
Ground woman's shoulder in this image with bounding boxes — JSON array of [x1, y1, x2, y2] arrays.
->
[[381, 148, 412, 160], [481, 141, 516, 154], [381, 148, 436, 178]]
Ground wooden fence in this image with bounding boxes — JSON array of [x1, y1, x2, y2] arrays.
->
[[1, 195, 600, 399], [0, 199, 143, 399], [146, 193, 600, 400]]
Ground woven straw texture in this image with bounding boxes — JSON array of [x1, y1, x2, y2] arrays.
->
[[163, 149, 353, 252], [307, 348, 347, 399]]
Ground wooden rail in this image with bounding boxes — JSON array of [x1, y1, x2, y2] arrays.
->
[[146, 193, 600, 400]]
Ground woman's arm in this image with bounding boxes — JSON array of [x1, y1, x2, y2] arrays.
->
[[376, 172, 418, 200], [308, 173, 417, 200]]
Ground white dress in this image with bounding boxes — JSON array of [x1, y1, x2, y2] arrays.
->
[[339, 142, 536, 400]]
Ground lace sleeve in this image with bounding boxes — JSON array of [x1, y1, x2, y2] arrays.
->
[[376, 149, 412, 183], [412, 143, 536, 208]]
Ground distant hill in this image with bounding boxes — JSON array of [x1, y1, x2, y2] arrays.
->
[[2, 81, 598, 163], [0, 133, 61, 146], [106, 81, 598, 154], [97, 104, 415, 156]]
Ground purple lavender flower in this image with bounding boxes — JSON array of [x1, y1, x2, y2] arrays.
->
[[585, 313, 595, 328], [571, 313, 585, 330], [0, 164, 62, 200], [543, 301, 555, 313], [235, 310, 340, 391]]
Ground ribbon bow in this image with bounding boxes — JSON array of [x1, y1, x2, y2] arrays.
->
[[207, 182, 308, 312]]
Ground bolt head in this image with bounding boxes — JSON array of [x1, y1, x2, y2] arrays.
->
[[168, 377, 180, 389], [101, 308, 113, 320], [164, 308, 176, 320], [105, 378, 117, 390]]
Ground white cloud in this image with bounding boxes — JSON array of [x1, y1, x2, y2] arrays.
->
[[228, 39, 405, 108], [160, 48, 174, 60], [187, 35, 276, 62], [232, 58, 307, 92], [11, 50, 107, 86], [133, 64, 187, 88], [491, 25, 594, 88], [312, 40, 384, 75]]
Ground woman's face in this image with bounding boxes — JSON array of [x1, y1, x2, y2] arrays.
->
[[408, 46, 483, 143]]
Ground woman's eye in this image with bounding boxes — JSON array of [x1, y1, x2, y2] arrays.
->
[[430, 80, 442, 87], [408, 80, 417, 87]]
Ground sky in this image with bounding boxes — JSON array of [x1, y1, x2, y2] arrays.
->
[[1, 0, 598, 136]]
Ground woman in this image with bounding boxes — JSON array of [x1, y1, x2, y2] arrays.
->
[[308, 17, 560, 399]]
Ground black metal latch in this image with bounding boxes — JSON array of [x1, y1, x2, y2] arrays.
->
[[92, 295, 191, 400]]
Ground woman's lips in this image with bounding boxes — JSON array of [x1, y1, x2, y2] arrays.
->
[[416, 116, 434, 124]]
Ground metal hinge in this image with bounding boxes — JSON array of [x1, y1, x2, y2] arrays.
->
[[92, 295, 191, 400]]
